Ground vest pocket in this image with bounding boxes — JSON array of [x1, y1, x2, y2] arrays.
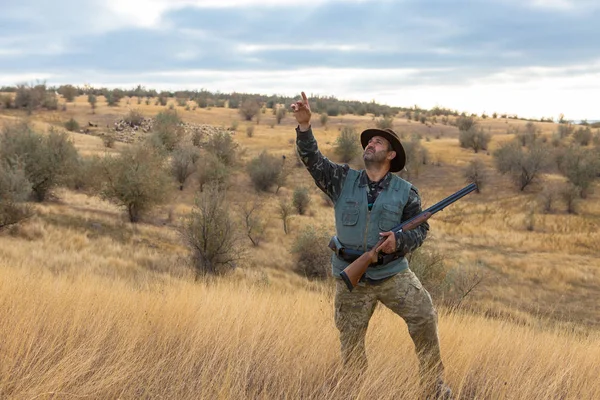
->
[[378, 203, 401, 231], [341, 205, 359, 226]]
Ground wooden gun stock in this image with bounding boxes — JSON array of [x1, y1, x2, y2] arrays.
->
[[340, 183, 477, 291]]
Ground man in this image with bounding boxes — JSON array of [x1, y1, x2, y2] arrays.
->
[[291, 92, 452, 399]]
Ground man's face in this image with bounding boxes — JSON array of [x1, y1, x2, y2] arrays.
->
[[363, 136, 394, 165]]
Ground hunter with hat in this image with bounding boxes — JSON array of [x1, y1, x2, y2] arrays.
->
[[292, 92, 452, 399]]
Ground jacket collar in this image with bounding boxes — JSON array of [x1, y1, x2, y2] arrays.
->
[[358, 169, 393, 189]]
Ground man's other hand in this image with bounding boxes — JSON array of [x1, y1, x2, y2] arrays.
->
[[376, 231, 396, 254], [291, 91, 311, 131]]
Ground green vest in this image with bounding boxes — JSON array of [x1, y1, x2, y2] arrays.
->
[[332, 169, 412, 280]]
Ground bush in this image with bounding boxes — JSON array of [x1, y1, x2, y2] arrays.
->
[[538, 184, 560, 213], [276, 108, 287, 124], [204, 131, 238, 167], [124, 109, 144, 127], [64, 118, 80, 132], [375, 116, 394, 130], [247, 151, 284, 192], [102, 133, 116, 148], [459, 127, 491, 153], [0, 122, 79, 201], [197, 153, 229, 192], [573, 126, 593, 146], [319, 113, 329, 127], [58, 85, 78, 102], [88, 94, 97, 113], [293, 186, 311, 215], [0, 94, 12, 109], [0, 162, 33, 229], [557, 145, 600, 198], [240, 201, 266, 247], [463, 158, 487, 192], [99, 144, 171, 222], [456, 115, 477, 132], [172, 145, 199, 190], [333, 126, 361, 163], [181, 186, 241, 278], [493, 139, 550, 191], [246, 125, 254, 138], [152, 110, 184, 151], [239, 98, 260, 121], [291, 225, 331, 279], [400, 134, 429, 180]]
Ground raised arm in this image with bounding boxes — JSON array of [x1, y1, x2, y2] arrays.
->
[[292, 92, 349, 204]]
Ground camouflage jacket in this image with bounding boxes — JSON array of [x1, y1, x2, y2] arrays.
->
[[296, 125, 428, 255]]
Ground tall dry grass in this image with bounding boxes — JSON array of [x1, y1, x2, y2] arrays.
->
[[1, 265, 599, 399]]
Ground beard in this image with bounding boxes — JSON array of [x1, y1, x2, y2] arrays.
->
[[363, 148, 388, 167]]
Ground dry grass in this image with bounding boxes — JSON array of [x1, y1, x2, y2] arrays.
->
[[1, 97, 600, 398]]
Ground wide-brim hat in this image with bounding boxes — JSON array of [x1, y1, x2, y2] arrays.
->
[[360, 128, 406, 172]]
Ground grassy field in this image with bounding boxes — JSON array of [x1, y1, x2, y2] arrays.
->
[[1, 94, 599, 399]]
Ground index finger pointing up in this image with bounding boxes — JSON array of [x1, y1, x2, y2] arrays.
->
[[301, 91, 309, 106]]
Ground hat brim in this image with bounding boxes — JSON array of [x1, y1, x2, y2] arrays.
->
[[360, 128, 406, 173]]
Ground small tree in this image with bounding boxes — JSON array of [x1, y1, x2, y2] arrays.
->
[[0, 162, 33, 230], [276, 107, 287, 124], [291, 225, 331, 279], [247, 151, 283, 192], [182, 186, 241, 278], [197, 153, 229, 192], [99, 144, 171, 222], [58, 85, 78, 102], [375, 116, 394, 130], [152, 110, 184, 151], [88, 94, 97, 114], [493, 139, 550, 191], [278, 199, 293, 234], [561, 183, 579, 214], [459, 127, 491, 153], [557, 145, 600, 198], [334, 126, 361, 163], [293, 186, 311, 215], [456, 115, 477, 132], [239, 98, 260, 121], [319, 113, 328, 128], [463, 158, 487, 192], [573, 126, 593, 146], [240, 200, 266, 247], [204, 131, 238, 167], [401, 134, 429, 180], [0, 122, 78, 201], [124, 109, 144, 127], [171, 145, 199, 190]]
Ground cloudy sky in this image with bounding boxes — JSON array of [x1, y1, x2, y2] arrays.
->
[[1, 0, 599, 120]]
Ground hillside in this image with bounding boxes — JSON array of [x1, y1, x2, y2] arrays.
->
[[1, 94, 600, 398]]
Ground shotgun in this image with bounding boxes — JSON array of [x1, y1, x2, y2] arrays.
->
[[339, 183, 478, 291]]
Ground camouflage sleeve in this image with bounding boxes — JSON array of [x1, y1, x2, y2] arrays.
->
[[296, 125, 349, 204], [394, 187, 429, 254]]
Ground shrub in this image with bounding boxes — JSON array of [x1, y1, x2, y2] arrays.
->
[[247, 151, 283, 192], [278, 199, 293, 234], [334, 126, 361, 163], [459, 127, 491, 153], [204, 131, 238, 167], [463, 158, 487, 192], [0, 94, 12, 109], [58, 85, 77, 102], [320, 113, 328, 127], [573, 126, 593, 146], [176, 97, 187, 107], [456, 115, 477, 132], [246, 125, 254, 138], [538, 184, 560, 213], [276, 107, 287, 124], [0, 122, 78, 201], [557, 145, 600, 198], [88, 94, 97, 113], [517, 122, 539, 146], [0, 161, 33, 230], [64, 118, 80, 132], [293, 186, 311, 215], [151, 110, 184, 151], [401, 134, 429, 180], [197, 153, 229, 192], [99, 144, 171, 222], [102, 133, 116, 148], [172, 145, 199, 190], [375, 116, 394, 130], [239, 98, 260, 121], [181, 186, 241, 278], [124, 109, 144, 127], [291, 225, 331, 279], [493, 139, 550, 191], [240, 200, 266, 247]]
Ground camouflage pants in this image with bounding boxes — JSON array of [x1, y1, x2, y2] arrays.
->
[[334, 269, 445, 389]]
